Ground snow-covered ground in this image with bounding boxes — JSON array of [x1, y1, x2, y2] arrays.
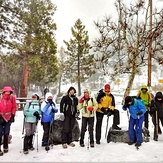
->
[[1, 94, 163, 162]]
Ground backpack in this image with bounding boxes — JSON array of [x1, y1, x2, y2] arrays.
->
[[95, 89, 103, 99], [131, 96, 145, 107], [28, 101, 41, 108], [137, 91, 151, 101]]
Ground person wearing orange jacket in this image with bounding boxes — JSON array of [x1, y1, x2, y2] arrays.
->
[[95, 84, 121, 145], [0, 86, 16, 156]]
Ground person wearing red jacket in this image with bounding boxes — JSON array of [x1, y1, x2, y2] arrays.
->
[[0, 86, 16, 156]]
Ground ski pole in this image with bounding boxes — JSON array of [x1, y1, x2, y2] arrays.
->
[[105, 115, 109, 139]]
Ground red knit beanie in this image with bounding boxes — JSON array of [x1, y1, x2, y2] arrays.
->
[[104, 84, 110, 89]]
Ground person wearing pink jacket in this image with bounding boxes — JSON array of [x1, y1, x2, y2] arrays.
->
[[0, 86, 16, 156]]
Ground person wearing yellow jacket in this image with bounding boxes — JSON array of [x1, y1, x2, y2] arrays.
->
[[95, 84, 121, 145], [77, 89, 98, 148]]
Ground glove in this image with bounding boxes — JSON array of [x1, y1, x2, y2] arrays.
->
[[88, 106, 94, 112], [33, 111, 40, 120], [51, 108, 58, 113], [136, 111, 142, 116], [48, 99, 53, 105], [10, 114, 15, 123], [51, 108, 55, 113], [79, 97, 84, 103], [101, 107, 108, 115], [107, 109, 112, 117]]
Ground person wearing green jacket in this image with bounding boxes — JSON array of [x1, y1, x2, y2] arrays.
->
[[23, 93, 41, 154], [77, 89, 98, 148], [137, 85, 152, 131]]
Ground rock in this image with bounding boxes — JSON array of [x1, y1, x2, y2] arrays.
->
[[49, 119, 80, 145], [107, 127, 150, 143]]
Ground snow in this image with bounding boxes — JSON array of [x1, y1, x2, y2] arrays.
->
[[1, 94, 163, 162]]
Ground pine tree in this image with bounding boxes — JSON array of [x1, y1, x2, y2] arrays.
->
[[64, 19, 95, 96]]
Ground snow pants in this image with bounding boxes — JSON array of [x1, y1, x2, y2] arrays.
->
[[80, 117, 94, 144], [61, 116, 75, 144], [128, 116, 144, 144]]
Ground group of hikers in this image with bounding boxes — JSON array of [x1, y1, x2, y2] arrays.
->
[[0, 84, 162, 155]]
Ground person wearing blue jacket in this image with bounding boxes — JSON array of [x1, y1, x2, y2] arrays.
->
[[23, 93, 41, 154], [122, 96, 146, 147], [41, 92, 58, 150]]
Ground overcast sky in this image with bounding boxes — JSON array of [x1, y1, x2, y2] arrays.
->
[[52, 0, 163, 49], [52, 0, 116, 49]]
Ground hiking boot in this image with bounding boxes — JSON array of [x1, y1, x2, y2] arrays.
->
[[96, 140, 100, 144], [23, 150, 29, 155], [42, 141, 48, 147], [68, 142, 75, 147], [45, 145, 50, 151], [62, 143, 67, 149], [29, 146, 35, 151], [135, 142, 141, 147], [90, 143, 94, 148], [112, 125, 121, 130], [0, 150, 3, 156], [128, 141, 136, 145], [154, 134, 158, 141], [3, 148, 8, 153], [80, 143, 85, 147]]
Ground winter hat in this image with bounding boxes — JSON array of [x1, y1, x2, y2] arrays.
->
[[141, 85, 148, 91], [32, 93, 39, 100], [83, 89, 91, 96], [104, 84, 110, 89], [3, 86, 13, 94], [155, 92, 163, 99], [67, 86, 76, 94], [125, 96, 133, 104]]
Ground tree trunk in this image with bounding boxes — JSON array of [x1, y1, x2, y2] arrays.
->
[[19, 65, 30, 110]]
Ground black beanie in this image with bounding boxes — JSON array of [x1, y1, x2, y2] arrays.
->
[[125, 96, 132, 104]]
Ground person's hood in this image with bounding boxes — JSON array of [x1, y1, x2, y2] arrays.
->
[[45, 92, 53, 102], [141, 85, 148, 91], [155, 92, 163, 101], [83, 89, 91, 96], [67, 87, 76, 94]]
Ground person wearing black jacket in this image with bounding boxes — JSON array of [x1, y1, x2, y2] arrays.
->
[[95, 84, 121, 145], [150, 92, 163, 141], [60, 87, 78, 149]]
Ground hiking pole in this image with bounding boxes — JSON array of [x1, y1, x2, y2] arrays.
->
[[155, 110, 158, 138], [87, 131, 90, 150], [36, 122, 39, 152], [22, 116, 25, 135], [87, 112, 91, 150], [136, 115, 140, 150], [105, 115, 109, 139], [127, 109, 130, 122]]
